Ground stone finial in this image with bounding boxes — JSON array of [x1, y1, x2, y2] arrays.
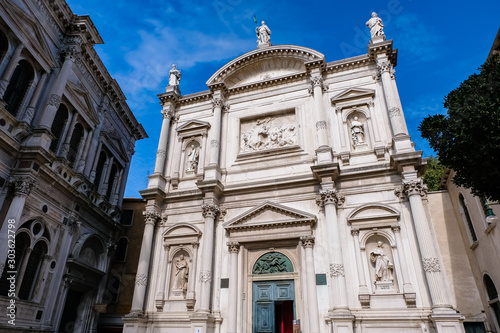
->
[[256, 21, 271, 48], [366, 12, 386, 44]]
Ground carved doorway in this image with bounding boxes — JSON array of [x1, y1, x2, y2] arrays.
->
[[252, 280, 295, 333]]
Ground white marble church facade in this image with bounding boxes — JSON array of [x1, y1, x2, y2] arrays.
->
[[125, 16, 467, 333]]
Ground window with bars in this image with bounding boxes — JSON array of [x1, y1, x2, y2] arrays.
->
[[3, 60, 34, 117], [49, 105, 68, 153], [67, 123, 84, 167]]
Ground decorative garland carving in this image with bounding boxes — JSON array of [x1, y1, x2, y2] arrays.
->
[[47, 94, 61, 108], [422, 258, 440, 272], [199, 270, 212, 283], [135, 273, 148, 286], [211, 139, 220, 148], [156, 149, 166, 158], [388, 107, 401, 117], [330, 263, 345, 277]]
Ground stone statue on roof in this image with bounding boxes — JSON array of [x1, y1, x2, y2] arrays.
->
[[366, 12, 385, 43], [168, 64, 181, 86], [256, 21, 271, 48]]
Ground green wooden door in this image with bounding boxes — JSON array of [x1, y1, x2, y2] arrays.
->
[[253, 280, 295, 333]]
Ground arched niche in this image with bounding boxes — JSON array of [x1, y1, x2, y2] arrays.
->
[[347, 203, 400, 229]]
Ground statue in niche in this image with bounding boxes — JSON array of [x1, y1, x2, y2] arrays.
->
[[366, 12, 384, 38], [186, 145, 199, 172], [351, 116, 365, 146], [168, 64, 181, 86], [370, 241, 394, 282], [256, 21, 271, 46], [174, 254, 189, 294]]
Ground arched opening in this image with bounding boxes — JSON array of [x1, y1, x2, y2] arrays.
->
[[3, 59, 34, 116], [67, 123, 84, 167], [0, 232, 30, 296], [0, 31, 8, 61], [252, 252, 295, 333], [484, 274, 500, 327], [18, 241, 47, 300], [49, 104, 69, 152]]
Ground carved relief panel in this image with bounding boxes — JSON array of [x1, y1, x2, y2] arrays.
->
[[240, 112, 297, 153]]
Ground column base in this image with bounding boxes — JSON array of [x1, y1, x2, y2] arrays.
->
[[327, 310, 355, 333], [315, 145, 333, 164], [190, 312, 217, 333], [430, 311, 465, 333], [147, 173, 167, 190], [122, 313, 148, 333], [392, 134, 413, 152]]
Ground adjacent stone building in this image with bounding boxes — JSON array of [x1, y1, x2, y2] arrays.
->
[[0, 0, 146, 332], [124, 16, 482, 333]]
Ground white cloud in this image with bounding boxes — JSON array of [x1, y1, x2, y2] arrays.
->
[[114, 21, 254, 110]]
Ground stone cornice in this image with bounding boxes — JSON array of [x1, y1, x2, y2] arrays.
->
[[325, 54, 371, 73], [367, 39, 398, 67]]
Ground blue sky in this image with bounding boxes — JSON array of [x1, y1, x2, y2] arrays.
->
[[66, 0, 499, 198]]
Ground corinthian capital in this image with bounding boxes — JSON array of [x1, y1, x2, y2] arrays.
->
[[227, 242, 240, 253], [300, 235, 315, 248], [316, 189, 345, 207], [161, 105, 174, 119], [11, 176, 35, 195], [143, 210, 160, 225], [402, 179, 427, 197], [201, 204, 220, 218], [212, 97, 229, 112]]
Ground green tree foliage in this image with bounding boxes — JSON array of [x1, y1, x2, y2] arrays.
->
[[423, 156, 445, 192], [419, 55, 500, 201]]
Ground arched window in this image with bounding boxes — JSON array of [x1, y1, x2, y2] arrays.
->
[[3, 59, 34, 117], [67, 123, 84, 167], [459, 194, 477, 243], [484, 274, 500, 326], [106, 164, 118, 200], [114, 237, 128, 262], [49, 104, 69, 152], [93, 151, 107, 187], [18, 241, 47, 300]]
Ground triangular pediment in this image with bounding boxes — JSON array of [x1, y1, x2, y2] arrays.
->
[[224, 201, 316, 230], [347, 203, 400, 224], [330, 88, 375, 104], [65, 81, 99, 125], [1, 2, 57, 67], [177, 120, 210, 132]]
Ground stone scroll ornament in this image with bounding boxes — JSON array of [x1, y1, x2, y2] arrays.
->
[[252, 252, 293, 274], [241, 116, 297, 152]]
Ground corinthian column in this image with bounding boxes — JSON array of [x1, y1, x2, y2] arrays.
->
[[38, 38, 81, 130], [197, 203, 219, 313], [208, 95, 228, 167], [350, 228, 370, 306], [301, 236, 320, 333], [316, 185, 349, 312], [0, 176, 35, 275], [129, 210, 159, 315], [154, 104, 174, 174], [400, 179, 452, 310], [227, 242, 240, 333], [376, 60, 407, 136]]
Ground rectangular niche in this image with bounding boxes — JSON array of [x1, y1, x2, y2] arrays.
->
[[237, 110, 301, 160]]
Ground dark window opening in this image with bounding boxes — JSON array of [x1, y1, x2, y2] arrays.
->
[[3, 60, 34, 117]]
